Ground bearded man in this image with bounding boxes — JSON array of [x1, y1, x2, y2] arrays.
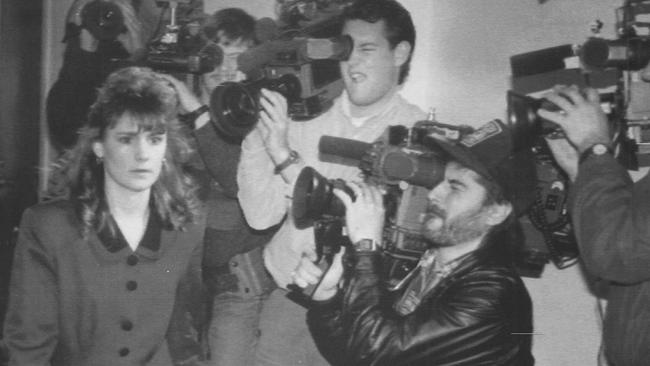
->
[[293, 119, 536, 366]]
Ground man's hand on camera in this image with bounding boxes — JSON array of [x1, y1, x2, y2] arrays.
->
[[79, 28, 99, 52], [159, 74, 202, 112], [545, 137, 579, 182], [68, 0, 97, 52], [257, 89, 292, 164], [333, 182, 385, 245], [292, 249, 345, 301], [537, 85, 611, 153], [158, 74, 209, 129]]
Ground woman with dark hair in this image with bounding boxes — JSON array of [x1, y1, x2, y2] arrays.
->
[[4, 67, 205, 366]]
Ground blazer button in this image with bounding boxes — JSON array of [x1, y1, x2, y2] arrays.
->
[[119, 347, 130, 357], [121, 319, 133, 331], [126, 255, 139, 266], [126, 280, 138, 291]]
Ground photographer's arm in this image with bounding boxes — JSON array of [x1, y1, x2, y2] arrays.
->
[[304, 183, 521, 365], [257, 89, 306, 184], [237, 89, 307, 229], [307, 253, 520, 365], [159, 74, 243, 196], [540, 86, 650, 283]]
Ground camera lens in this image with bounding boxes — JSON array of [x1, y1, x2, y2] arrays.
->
[[293, 167, 349, 228], [81, 0, 125, 41], [210, 82, 259, 138], [210, 74, 303, 139]]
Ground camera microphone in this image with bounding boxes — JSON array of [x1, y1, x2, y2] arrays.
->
[[145, 43, 223, 74], [318, 135, 444, 189], [319, 135, 372, 162], [581, 37, 650, 70], [254, 17, 281, 43], [197, 43, 224, 72]]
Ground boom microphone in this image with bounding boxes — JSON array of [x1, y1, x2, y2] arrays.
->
[[146, 43, 223, 74], [318, 135, 372, 161]]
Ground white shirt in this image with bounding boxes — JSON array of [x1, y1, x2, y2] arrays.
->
[[237, 91, 426, 288]]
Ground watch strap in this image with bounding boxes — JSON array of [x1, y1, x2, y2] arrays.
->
[[579, 143, 613, 164], [180, 105, 210, 129], [274, 150, 300, 175]]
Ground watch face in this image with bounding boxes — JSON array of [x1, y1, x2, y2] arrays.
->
[[592, 144, 608, 155], [355, 239, 377, 251]]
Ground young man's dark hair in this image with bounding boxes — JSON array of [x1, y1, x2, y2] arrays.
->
[[203, 7, 257, 44], [341, 0, 416, 84]]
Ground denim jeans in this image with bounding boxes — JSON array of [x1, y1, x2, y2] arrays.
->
[[208, 291, 267, 366], [253, 288, 329, 366]]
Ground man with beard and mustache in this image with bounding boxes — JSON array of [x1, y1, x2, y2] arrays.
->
[[236, 0, 425, 364], [293, 119, 536, 365]]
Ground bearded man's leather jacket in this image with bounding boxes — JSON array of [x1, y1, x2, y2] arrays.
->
[[307, 239, 534, 366]]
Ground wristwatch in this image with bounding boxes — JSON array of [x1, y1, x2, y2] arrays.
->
[[180, 105, 210, 129], [274, 150, 300, 175], [353, 239, 381, 252], [579, 143, 612, 164]]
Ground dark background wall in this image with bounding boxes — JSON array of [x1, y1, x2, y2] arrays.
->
[[0, 0, 43, 337]]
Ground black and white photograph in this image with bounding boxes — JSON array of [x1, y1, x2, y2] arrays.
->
[[1, 0, 648, 365]]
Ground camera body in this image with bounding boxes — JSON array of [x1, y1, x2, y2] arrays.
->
[[292, 121, 466, 280], [80, 0, 126, 41], [208, 12, 352, 139], [580, 1, 650, 71], [144, 1, 223, 74], [209, 36, 350, 139]]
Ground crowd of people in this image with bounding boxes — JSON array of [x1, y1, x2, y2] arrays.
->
[[2, 0, 649, 365]]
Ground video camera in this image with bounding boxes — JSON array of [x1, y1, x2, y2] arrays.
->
[[291, 120, 472, 290], [209, 18, 352, 139], [580, 1, 650, 71], [144, 0, 223, 74], [79, 0, 126, 41], [504, 1, 650, 276]]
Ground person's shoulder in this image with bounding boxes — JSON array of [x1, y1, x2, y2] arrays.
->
[[18, 199, 81, 247], [23, 199, 75, 223], [297, 95, 345, 126], [454, 251, 528, 295], [391, 94, 427, 126]]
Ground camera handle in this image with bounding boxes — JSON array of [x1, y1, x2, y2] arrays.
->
[[286, 259, 333, 308], [287, 218, 348, 307]]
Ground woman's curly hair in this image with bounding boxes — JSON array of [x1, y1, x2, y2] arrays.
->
[[55, 66, 201, 237]]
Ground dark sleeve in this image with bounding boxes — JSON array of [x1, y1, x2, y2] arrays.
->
[[46, 23, 128, 151], [3, 208, 59, 366], [307, 252, 525, 366], [166, 229, 206, 366], [569, 154, 650, 283], [193, 122, 241, 198]]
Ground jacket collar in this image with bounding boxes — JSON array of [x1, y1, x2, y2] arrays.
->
[[89, 211, 173, 262], [424, 237, 512, 298]]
